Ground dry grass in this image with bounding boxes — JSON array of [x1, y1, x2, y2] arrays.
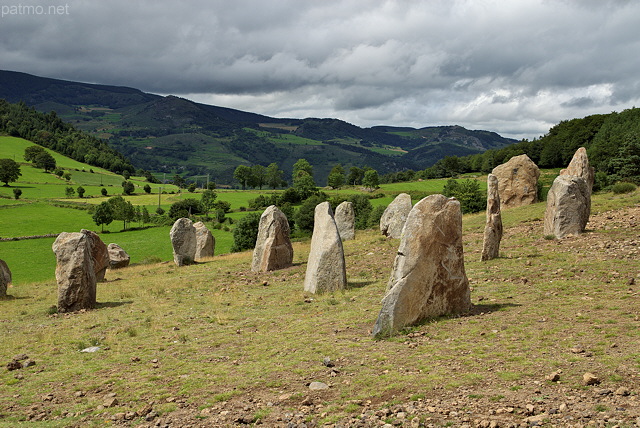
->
[[0, 190, 638, 426]]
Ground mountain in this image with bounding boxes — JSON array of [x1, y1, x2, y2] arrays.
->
[[0, 70, 517, 184]]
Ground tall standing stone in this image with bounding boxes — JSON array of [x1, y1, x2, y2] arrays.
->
[[373, 195, 471, 337], [52, 231, 97, 313], [380, 193, 412, 238], [107, 243, 130, 269], [251, 205, 294, 272], [334, 201, 355, 241], [481, 174, 503, 261], [170, 218, 197, 266], [491, 154, 540, 208], [559, 147, 594, 216], [81, 229, 109, 281], [544, 175, 590, 238], [193, 221, 215, 260], [0, 259, 11, 297], [303, 202, 347, 294]]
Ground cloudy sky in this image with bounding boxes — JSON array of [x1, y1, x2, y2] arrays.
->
[[2, 0, 639, 139]]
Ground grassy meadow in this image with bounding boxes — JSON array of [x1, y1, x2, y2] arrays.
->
[[0, 188, 638, 427]]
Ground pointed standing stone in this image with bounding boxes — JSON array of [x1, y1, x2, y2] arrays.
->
[[334, 201, 355, 241], [52, 231, 97, 313], [373, 195, 471, 337], [380, 193, 412, 238], [559, 147, 594, 216], [193, 221, 215, 260], [481, 174, 503, 261], [491, 154, 540, 208], [251, 205, 294, 272], [544, 175, 590, 238], [0, 259, 11, 297], [303, 202, 347, 294], [170, 218, 197, 266]]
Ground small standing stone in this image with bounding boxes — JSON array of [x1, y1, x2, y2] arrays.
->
[[481, 174, 502, 261], [380, 193, 412, 238], [52, 231, 97, 313], [491, 154, 540, 208], [373, 195, 471, 337], [170, 218, 197, 266], [0, 258, 11, 298], [334, 201, 355, 241], [251, 205, 293, 272], [303, 202, 347, 294], [193, 221, 215, 260], [544, 175, 590, 238], [583, 372, 600, 385], [107, 243, 130, 269]]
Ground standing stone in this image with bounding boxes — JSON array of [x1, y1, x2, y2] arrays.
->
[[251, 205, 294, 272], [303, 202, 347, 294], [544, 175, 590, 238], [373, 195, 471, 337], [334, 201, 355, 241], [107, 243, 130, 269], [491, 154, 540, 208], [481, 174, 503, 261], [0, 259, 11, 297], [559, 147, 594, 216], [380, 193, 412, 238], [170, 218, 197, 266], [193, 222, 215, 260], [81, 229, 109, 281], [52, 231, 97, 313]]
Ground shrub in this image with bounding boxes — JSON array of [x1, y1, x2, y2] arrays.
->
[[168, 198, 202, 220], [12, 188, 22, 200], [294, 194, 327, 232], [611, 182, 637, 194], [347, 194, 373, 229], [593, 171, 609, 192], [442, 179, 485, 214], [368, 205, 386, 228], [230, 212, 261, 252]]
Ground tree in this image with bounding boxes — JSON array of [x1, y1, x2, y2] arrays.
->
[[24, 145, 46, 163], [122, 180, 135, 195], [65, 186, 75, 197], [230, 212, 261, 252], [0, 158, 21, 186], [442, 179, 485, 214], [122, 170, 130, 180], [63, 172, 71, 181], [292, 159, 313, 181], [168, 198, 202, 220], [362, 169, 379, 190], [92, 201, 114, 232], [173, 174, 186, 189], [207, 181, 217, 190], [141, 206, 151, 225], [233, 165, 252, 190], [77, 186, 85, 198], [248, 165, 266, 189], [108, 196, 136, 230], [101, 188, 108, 197], [143, 184, 152, 194], [34, 151, 56, 172], [348, 166, 364, 185], [13, 188, 22, 199], [327, 164, 345, 189], [607, 134, 640, 185], [265, 163, 284, 189], [293, 171, 317, 200], [294, 194, 326, 232], [188, 183, 196, 193], [200, 189, 218, 215]]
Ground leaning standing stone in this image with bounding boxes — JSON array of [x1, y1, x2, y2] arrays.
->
[[544, 175, 590, 239], [52, 231, 97, 313], [303, 202, 347, 294], [251, 205, 294, 272], [334, 201, 355, 241], [0, 259, 11, 297], [107, 243, 130, 269], [170, 218, 197, 266], [373, 195, 471, 337], [481, 174, 503, 261], [380, 193, 412, 238], [193, 221, 215, 260], [81, 229, 109, 281], [491, 154, 540, 208]]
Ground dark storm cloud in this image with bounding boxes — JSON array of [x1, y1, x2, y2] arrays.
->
[[1, 0, 640, 138]]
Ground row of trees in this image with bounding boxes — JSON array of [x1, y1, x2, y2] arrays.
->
[[92, 196, 151, 231]]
